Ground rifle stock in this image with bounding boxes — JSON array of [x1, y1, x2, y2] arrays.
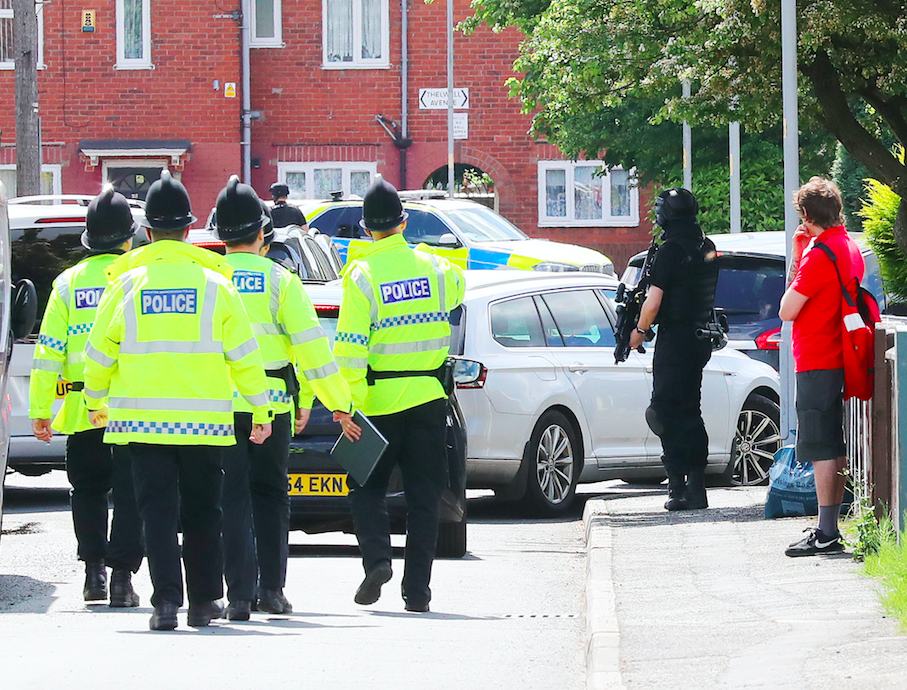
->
[[614, 240, 658, 364]]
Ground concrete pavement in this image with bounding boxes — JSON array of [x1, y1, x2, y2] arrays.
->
[[583, 484, 907, 690]]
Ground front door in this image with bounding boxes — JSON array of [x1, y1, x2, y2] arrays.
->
[[107, 167, 163, 201]]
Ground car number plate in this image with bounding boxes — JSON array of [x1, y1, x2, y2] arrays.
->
[[287, 473, 349, 496], [56, 380, 74, 399]]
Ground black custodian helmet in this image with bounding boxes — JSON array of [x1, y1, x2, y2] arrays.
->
[[213, 175, 268, 242], [655, 187, 699, 228], [82, 186, 137, 251], [269, 182, 290, 200], [140, 170, 197, 231], [260, 199, 275, 246], [359, 175, 407, 232]]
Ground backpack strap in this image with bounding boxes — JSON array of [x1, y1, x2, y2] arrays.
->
[[813, 241, 857, 308]]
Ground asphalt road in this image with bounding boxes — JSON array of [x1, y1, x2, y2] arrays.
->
[[0, 473, 586, 689]]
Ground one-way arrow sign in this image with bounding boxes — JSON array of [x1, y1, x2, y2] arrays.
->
[[418, 88, 470, 109]]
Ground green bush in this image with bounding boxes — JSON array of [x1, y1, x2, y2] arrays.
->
[[831, 143, 869, 233], [860, 179, 907, 302]]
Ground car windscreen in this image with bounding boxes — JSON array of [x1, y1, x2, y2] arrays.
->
[[444, 206, 528, 243], [715, 257, 785, 323]]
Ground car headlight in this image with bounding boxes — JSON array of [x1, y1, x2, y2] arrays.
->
[[532, 262, 580, 272]]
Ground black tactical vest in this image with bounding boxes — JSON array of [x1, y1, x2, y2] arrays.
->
[[658, 232, 718, 326]]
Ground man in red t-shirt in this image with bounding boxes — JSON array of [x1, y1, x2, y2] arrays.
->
[[779, 177, 863, 557]]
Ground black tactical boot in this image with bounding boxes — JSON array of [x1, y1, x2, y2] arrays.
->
[[664, 473, 688, 511], [684, 469, 709, 510], [83, 561, 108, 601], [109, 569, 140, 608]]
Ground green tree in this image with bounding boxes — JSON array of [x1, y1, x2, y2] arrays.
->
[[464, 0, 907, 247], [862, 179, 907, 301]]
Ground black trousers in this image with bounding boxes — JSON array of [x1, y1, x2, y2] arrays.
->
[[65, 428, 143, 572], [130, 443, 224, 608], [650, 323, 713, 476], [348, 398, 447, 608], [221, 411, 292, 602]]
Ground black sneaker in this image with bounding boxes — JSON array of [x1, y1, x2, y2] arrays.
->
[[785, 528, 844, 557]]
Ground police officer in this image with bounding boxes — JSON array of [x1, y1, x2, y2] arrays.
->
[[214, 176, 357, 620], [29, 187, 144, 606], [629, 188, 718, 511], [269, 183, 308, 230], [82, 170, 274, 631], [334, 175, 464, 612]]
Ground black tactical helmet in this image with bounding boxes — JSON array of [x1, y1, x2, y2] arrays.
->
[[213, 175, 268, 242], [140, 170, 197, 231], [260, 199, 275, 246], [655, 187, 698, 228], [269, 182, 290, 200], [82, 186, 137, 251], [359, 174, 407, 232]]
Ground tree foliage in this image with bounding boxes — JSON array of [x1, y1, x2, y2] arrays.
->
[[862, 178, 907, 301]]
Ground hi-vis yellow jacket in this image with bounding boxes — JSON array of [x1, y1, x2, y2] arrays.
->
[[29, 254, 118, 434], [225, 251, 352, 415], [83, 241, 273, 446], [333, 233, 465, 416]]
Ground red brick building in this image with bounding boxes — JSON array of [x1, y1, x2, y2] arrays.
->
[[0, 0, 650, 270]]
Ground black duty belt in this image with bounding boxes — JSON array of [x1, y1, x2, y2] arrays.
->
[[367, 360, 455, 396], [265, 363, 300, 397], [69, 382, 85, 392]]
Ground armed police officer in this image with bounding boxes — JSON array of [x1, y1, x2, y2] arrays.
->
[[214, 176, 357, 620], [334, 176, 464, 613], [83, 171, 274, 631], [29, 187, 144, 607], [629, 188, 718, 511], [269, 183, 308, 230]]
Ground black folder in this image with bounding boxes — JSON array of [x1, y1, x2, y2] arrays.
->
[[330, 411, 389, 487]]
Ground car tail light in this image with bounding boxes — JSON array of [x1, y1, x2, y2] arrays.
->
[[755, 327, 782, 350], [194, 240, 226, 250], [454, 359, 486, 389], [35, 217, 86, 224], [314, 304, 340, 317]]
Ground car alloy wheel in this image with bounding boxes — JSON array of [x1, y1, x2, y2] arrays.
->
[[521, 410, 579, 516], [732, 394, 782, 486]]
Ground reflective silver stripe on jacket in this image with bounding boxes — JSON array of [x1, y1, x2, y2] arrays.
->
[[371, 337, 450, 355], [84, 386, 108, 400], [32, 359, 64, 374], [225, 338, 258, 362], [351, 267, 379, 325], [336, 355, 368, 370], [65, 352, 85, 368], [299, 361, 340, 381], [430, 255, 447, 312], [270, 263, 285, 334], [263, 358, 291, 369], [55, 276, 71, 305], [85, 342, 116, 368], [252, 323, 281, 336], [243, 391, 270, 408], [288, 325, 327, 346], [108, 397, 234, 413]]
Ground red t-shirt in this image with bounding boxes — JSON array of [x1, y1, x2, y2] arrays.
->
[[790, 225, 864, 372]]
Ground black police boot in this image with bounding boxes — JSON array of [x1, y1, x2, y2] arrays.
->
[[256, 588, 293, 615], [226, 600, 252, 621], [684, 469, 709, 510], [187, 600, 225, 627], [149, 602, 179, 631], [109, 569, 140, 608], [354, 562, 393, 606], [83, 561, 108, 601], [664, 473, 688, 511]]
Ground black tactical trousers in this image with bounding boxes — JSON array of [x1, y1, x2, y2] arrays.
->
[[221, 411, 292, 602], [348, 398, 447, 608], [650, 323, 713, 476], [131, 443, 224, 608], [65, 428, 143, 571]]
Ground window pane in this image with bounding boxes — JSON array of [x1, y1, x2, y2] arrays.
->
[[0, 169, 14, 195], [41, 171, 54, 195], [286, 172, 306, 199], [124, 0, 144, 60], [542, 290, 614, 347], [574, 166, 602, 221], [0, 16, 12, 63], [490, 297, 544, 348], [313, 168, 342, 199], [610, 169, 630, 217], [255, 0, 275, 39], [402, 209, 449, 246], [350, 171, 370, 197], [545, 169, 566, 217], [326, 0, 353, 62], [361, 0, 382, 60], [533, 296, 564, 347]]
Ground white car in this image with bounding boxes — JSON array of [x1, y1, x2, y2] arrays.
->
[[450, 270, 782, 514]]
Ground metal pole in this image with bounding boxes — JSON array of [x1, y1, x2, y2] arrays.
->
[[780, 0, 799, 442], [241, 0, 252, 184], [447, 0, 455, 198], [401, 0, 409, 189], [729, 121, 741, 233], [682, 80, 692, 191]]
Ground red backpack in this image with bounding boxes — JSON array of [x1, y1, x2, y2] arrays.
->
[[814, 242, 881, 401]]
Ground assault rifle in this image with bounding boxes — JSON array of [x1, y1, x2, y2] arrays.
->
[[613, 239, 657, 364]]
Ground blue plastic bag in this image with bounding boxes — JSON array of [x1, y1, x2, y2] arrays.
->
[[764, 445, 817, 519]]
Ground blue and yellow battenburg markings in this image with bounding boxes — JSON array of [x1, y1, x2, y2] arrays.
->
[[74, 287, 105, 309], [141, 289, 198, 315], [232, 270, 265, 293]]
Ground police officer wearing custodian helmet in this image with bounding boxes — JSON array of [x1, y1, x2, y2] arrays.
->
[[29, 187, 144, 607], [629, 188, 718, 512], [82, 170, 274, 631], [334, 175, 464, 612], [269, 183, 308, 230], [214, 176, 357, 621]]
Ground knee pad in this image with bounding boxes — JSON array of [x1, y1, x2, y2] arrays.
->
[[645, 405, 665, 438]]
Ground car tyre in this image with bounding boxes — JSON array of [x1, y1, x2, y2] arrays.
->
[[728, 394, 782, 486], [520, 410, 580, 516], [436, 519, 467, 559]]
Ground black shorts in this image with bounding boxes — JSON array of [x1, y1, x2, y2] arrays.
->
[[795, 369, 846, 463]]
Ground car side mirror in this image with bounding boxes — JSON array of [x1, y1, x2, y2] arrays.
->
[[11, 278, 37, 339], [438, 233, 460, 248]]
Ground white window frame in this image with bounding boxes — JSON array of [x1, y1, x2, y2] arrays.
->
[[321, 0, 390, 69], [0, 2, 45, 71], [278, 162, 377, 199], [0, 164, 62, 195], [116, 0, 153, 70], [251, 0, 283, 47], [537, 161, 639, 227]]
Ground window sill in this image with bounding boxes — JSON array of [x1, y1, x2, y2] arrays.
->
[[538, 218, 640, 228], [115, 63, 155, 71], [251, 41, 285, 49], [321, 62, 391, 70]]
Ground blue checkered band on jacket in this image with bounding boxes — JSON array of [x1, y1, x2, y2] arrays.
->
[[106, 421, 234, 436], [335, 331, 369, 346], [269, 389, 293, 405], [38, 333, 66, 352], [68, 323, 93, 336], [373, 311, 449, 331]]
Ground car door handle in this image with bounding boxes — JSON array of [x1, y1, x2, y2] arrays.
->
[[568, 362, 588, 374]]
